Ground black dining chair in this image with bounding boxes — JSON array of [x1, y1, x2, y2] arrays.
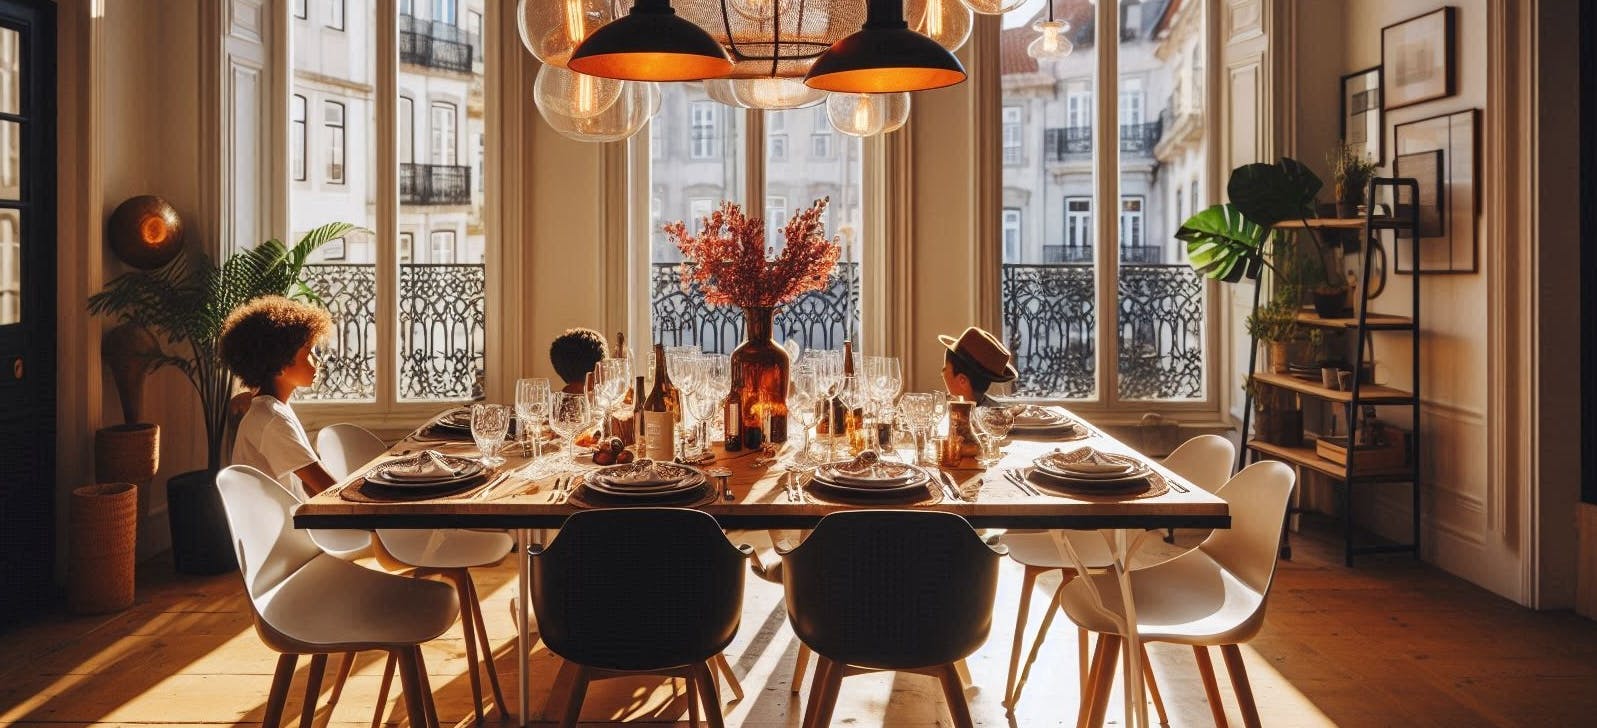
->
[[529, 507, 753, 728], [781, 510, 1006, 728]]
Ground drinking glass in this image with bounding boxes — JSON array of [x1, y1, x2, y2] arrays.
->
[[515, 377, 551, 457], [593, 358, 632, 441], [549, 392, 592, 467], [470, 403, 512, 468], [702, 354, 732, 446], [789, 370, 822, 465], [684, 358, 720, 458], [898, 392, 937, 466], [931, 390, 950, 436], [838, 375, 866, 452], [973, 405, 1016, 467]]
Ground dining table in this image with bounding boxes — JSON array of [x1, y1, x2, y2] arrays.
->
[[295, 410, 1230, 728]]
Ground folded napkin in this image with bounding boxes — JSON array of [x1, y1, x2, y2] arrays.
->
[[383, 450, 464, 482], [601, 460, 683, 487], [1012, 405, 1069, 427], [835, 450, 881, 473], [1047, 447, 1135, 475]]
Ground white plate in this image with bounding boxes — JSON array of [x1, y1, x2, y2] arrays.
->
[[816, 460, 923, 488], [366, 454, 484, 488]]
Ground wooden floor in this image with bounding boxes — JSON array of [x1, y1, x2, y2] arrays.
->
[[3, 524, 1595, 727]]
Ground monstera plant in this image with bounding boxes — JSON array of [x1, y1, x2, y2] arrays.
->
[[1176, 157, 1333, 289]]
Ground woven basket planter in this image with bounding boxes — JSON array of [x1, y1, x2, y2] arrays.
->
[[94, 423, 160, 485], [69, 482, 139, 614]]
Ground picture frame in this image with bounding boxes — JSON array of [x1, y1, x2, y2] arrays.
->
[[1393, 149, 1445, 238], [1392, 109, 1478, 274], [1340, 66, 1384, 164], [1382, 7, 1456, 110]]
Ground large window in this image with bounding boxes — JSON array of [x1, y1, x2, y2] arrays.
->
[[295, 1, 489, 405], [647, 87, 862, 353], [998, 1, 1209, 404], [290, 94, 307, 181]]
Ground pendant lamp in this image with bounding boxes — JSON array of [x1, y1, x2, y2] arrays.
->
[[905, 0, 973, 51], [826, 92, 911, 136], [1027, 1, 1072, 61], [535, 65, 627, 120], [568, 0, 735, 81], [804, 0, 966, 93], [704, 77, 827, 109], [517, 0, 621, 68], [538, 77, 660, 142], [960, 0, 1026, 14]]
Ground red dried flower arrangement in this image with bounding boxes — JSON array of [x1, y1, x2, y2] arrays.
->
[[666, 198, 842, 309]]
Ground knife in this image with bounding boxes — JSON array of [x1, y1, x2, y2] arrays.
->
[[939, 471, 962, 502]]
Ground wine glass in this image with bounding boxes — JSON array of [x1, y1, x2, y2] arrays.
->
[[549, 392, 592, 467], [931, 390, 950, 436], [813, 351, 842, 457], [702, 354, 732, 445], [470, 403, 511, 468], [683, 357, 721, 459], [838, 375, 867, 452], [898, 392, 936, 466], [593, 358, 632, 441], [789, 370, 822, 465], [515, 378, 551, 457], [973, 405, 1016, 467]]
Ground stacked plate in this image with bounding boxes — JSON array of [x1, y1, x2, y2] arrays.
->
[[1009, 405, 1085, 436], [809, 459, 933, 500], [364, 450, 486, 490], [583, 460, 707, 501], [433, 407, 473, 433], [1028, 447, 1152, 491]]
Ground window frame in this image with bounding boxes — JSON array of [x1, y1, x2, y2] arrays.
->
[[398, 95, 414, 164], [294, 0, 308, 21], [1002, 105, 1022, 165], [323, 100, 345, 185], [985, 1, 1220, 416], [326, 0, 346, 31], [291, 93, 307, 181], [1002, 207, 1022, 262], [689, 100, 717, 160], [430, 100, 457, 166]]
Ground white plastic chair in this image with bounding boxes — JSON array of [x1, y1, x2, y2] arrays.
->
[[279, 424, 380, 560], [215, 465, 458, 728], [317, 423, 513, 723], [1061, 460, 1296, 728], [999, 434, 1235, 712]]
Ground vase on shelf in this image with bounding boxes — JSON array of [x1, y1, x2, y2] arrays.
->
[[729, 306, 789, 449]]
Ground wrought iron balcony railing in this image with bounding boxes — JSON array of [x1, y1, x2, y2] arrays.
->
[[298, 263, 486, 402], [401, 163, 471, 205], [1042, 245, 1167, 264], [651, 262, 860, 354], [1044, 120, 1164, 161], [399, 13, 476, 73]]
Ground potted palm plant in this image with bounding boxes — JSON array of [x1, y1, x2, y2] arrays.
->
[[87, 222, 356, 574]]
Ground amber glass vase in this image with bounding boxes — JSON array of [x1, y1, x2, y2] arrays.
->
[[730, 306, 789, 448]]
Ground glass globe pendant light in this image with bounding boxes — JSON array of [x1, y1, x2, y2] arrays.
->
[[1027, 1, 1072, 61], [517, 0, 621, 68], [568, 0, 735, 81], [826, 92, 911, 137], [534, 64, 627, 120], [905, 0, 974, 52], [805, 0, 966, 93], [959, 0, 1026, 14], [538, 77, 659, 143], [705, 77, 826, 110]]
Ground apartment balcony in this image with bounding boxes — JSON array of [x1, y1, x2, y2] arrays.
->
[[1044, 120, 1164, 162], [401, 162, 471, 205], [398, 13, 477, 74]]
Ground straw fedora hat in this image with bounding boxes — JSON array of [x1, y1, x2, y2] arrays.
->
[[938, 327, 1018, 383]]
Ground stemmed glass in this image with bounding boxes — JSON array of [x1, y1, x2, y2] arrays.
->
[[592, 358, 632, 441], [838, 375, 867, 452], [470, 403, 511, 468], [812, 351, 842, 458], [789, 369, 822, 465], [973, 405, 1016, 467], [702, 354, 731, 446], [683, 356, 722, 459], [898, 392, 937, 466], [515, 378, 551, 457], [931, 390, 950, 436], [549, 392, 593, 467]]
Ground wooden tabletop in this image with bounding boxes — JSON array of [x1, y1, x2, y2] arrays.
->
[[295, 415, 1230, 531]]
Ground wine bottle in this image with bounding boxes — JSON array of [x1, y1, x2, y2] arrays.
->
[[724, 383, 742, 452], [616, 374, 642, 448], [642, 343, 677, 461], [840, 340, 864, 451]]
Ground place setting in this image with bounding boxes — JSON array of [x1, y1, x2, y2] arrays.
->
[[1006, 404, 1090, 440], [1004, 446, 1174, 501], [564, 459, 720, 509], [799, 451, 944, 506], [339, 449, 497, 503]]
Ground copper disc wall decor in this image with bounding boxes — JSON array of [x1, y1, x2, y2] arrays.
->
[[108, 195, 184, 270]]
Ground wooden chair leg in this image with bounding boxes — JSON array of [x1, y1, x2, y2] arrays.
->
[[326, 651, 357, 714], [811, 657, 845, 728], [1077, 626, 1090, 695], [394, 648, 429, 728], [1075, 635, 1107, 728], [466, 577, 507, 715], [442, 571, 486, 724], [791, 642, 812, 694], [1219, 644, 1261, 728], [1004, 564, 1043, 707], [560, 665, 590, 728], [800, 657, 835, 728], [713, 652, 745, 702], [1193, 646, 1228, 728], [694, 661, 728, 728], [1083, 634, 1123, 728], [1141, 645, 1169, 726], [262, 653, 299, 728], [300, 653, 328, 728], [686, 673, 701, 728], [1012, 581, 1067, 709], [371, 653, 397, 728], [413, 646, 441, 728], [937, 662, 976, 728]]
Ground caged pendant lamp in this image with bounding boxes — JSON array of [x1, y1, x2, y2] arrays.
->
[[568, 0, 736, 82], [804, 0, 966, 93]]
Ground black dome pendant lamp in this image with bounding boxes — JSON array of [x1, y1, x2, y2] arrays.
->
[[568, 0, 735, 82], [804, 0, 966, 93]]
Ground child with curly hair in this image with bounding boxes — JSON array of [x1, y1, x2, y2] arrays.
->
[[219, 295, 338, 497]]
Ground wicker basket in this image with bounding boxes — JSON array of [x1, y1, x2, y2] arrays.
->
[[69, 483, 139, 614], [95, 423, 160, 484]]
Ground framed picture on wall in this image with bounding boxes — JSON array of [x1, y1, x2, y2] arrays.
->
[[1382, 7, 1456, 110], [1392, 109, 1478, 273], [1340, 66, 1384, 164]]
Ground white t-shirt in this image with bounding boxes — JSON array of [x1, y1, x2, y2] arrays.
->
[[232, 395, 319, 499]]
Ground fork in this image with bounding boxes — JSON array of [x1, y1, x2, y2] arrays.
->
[[1004, 469, 1041, 497]]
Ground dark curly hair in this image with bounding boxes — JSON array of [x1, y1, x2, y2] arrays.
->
[[549, 327, 608, 385], [219, 295, 333, 390]]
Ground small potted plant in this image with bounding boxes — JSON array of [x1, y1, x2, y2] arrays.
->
[[1245, 379, 1302, 447], [1329, 141, 1379, 219], [1245, 298, 1300, 374]]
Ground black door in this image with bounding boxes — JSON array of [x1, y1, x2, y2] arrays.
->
[[0, 0, 55, 629]]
